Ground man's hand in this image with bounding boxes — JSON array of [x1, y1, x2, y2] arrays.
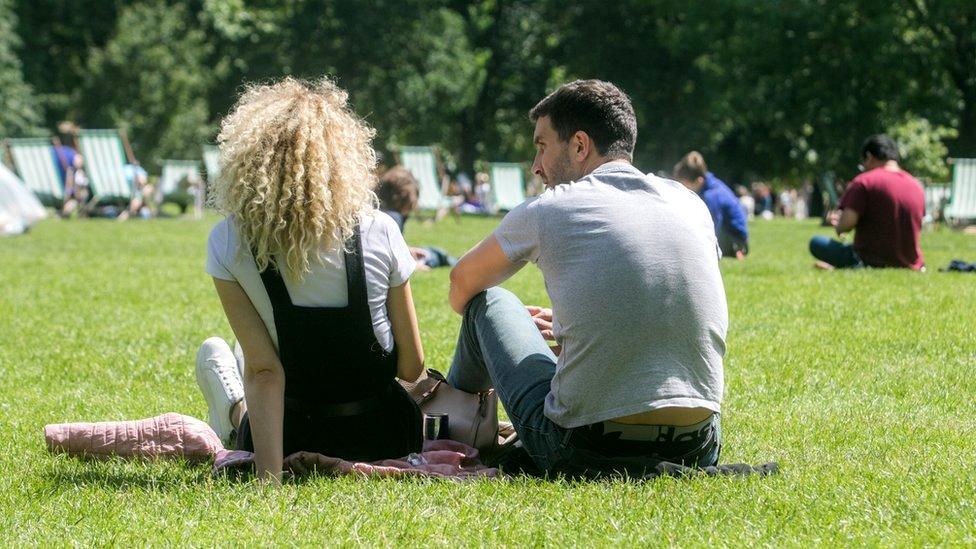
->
[[827, 210, 841, 227], [526, 305, 561, 356], [410, 247, 432, 271]]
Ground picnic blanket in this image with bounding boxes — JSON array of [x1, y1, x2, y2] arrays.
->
[[213, 439, 499, 479], [43, 412, 498, 479], [43, 413, 776, 480]]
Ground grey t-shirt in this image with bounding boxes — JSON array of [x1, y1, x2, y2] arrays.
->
[[494, 162, 727, 428]]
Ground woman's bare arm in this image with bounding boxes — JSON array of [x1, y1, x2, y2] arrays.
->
[[213, 277, 285, 482], [387, 280, 424, 382]]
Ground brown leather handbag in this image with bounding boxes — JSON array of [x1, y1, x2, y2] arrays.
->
[[399, 369, 500, 453]]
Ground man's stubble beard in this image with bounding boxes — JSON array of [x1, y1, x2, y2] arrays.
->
[[546, 147, 577, 188]]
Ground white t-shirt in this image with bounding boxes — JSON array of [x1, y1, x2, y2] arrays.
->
[[206, 210, 415, 352]]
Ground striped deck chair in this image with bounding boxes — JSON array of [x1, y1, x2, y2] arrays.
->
[[202, 145, 220, 183], [77, 129, 133, 206], [489, 162, 526, 212], [923, 183, 952, 223], [159, 160, 202, 211], [944, 158, 976, 224], [400, 146, 448, 211], [6, 138, 64, 208]]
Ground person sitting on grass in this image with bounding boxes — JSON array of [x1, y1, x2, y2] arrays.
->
[[447, 80, 728, 477], [375, 166, 457, 270], [673, 151, 750, 259], [118, 162, 153, 220], [52, 122, 89, 218], [195, 77, 425, 483], [809, 134, 925, 270]]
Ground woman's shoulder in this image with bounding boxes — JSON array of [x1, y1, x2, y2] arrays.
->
[[359, 209, 402, 242], [208, 216, 239, 246]]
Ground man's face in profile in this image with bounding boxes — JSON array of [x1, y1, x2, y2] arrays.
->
[[531, 116, 575, 188]]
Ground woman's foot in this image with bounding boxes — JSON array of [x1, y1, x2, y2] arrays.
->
[[195, 337, 245, 445]]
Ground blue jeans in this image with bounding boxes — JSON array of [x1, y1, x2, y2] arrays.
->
[[809, 235, 863, 268], [447, 288, 721, 476]]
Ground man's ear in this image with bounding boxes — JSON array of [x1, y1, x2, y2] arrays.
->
[[572, 131, 590, 161]]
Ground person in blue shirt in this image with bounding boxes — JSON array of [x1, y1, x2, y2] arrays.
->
[[673, 151, 749, 259]]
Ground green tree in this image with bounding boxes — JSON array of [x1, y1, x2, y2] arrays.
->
[[901, 0, 976, 156], [14, 0, 121, 130], [887, 116, 957, 182], [0, 0, 41, 137], [78, 0, 212, 166]]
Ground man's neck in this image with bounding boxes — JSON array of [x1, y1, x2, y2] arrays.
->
[[580, 156, 630, 178]]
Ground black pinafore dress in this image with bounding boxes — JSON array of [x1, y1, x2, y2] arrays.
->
[[236, 227, 423, 461]]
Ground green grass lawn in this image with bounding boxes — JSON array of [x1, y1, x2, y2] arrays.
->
[[1, 215, 974, 545]]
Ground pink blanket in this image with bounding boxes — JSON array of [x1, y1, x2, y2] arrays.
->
[[213, 439, 499, 479], [44, 413, 498, 479]]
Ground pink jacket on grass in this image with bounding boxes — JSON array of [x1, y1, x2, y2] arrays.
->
[[44, 412, 223, 462]]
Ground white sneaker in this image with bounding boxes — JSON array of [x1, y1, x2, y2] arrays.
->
[[195, 337, 244, 445]]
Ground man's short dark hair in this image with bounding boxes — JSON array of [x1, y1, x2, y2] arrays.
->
[[375, 166, 419, 214], [529, 79, 637, 160], [861, 134, 900, 162]]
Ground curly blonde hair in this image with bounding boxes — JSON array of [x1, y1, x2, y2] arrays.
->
[[212, 77, 378, 281]]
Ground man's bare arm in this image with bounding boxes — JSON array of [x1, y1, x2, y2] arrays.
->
[[834, 208, 859, 236], [448, 235, 524, 314]]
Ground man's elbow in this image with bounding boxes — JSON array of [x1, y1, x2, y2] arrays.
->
[[448, 266, 470, 315]]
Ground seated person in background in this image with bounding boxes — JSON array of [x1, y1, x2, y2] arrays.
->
[[673, 151, 749, 259], [448, 80, 727, 477], [375, 166, 456, 270], [119, 162, 154, 220], [52, 122, 89, 217], [809, 134, 925, 270], [196, 78, 425, 482], [736, 185, 755, 219]]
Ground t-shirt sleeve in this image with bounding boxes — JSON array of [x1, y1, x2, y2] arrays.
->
[[492, 199, 540, 263], [839, 178, 867, 214], [206, 222, 236, 281], [383, 214, 416, 287]]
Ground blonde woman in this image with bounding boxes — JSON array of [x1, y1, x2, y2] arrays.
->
[[195, 78, 425, 481]]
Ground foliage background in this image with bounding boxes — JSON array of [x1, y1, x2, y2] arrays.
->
[[1, 0, 973, 184]]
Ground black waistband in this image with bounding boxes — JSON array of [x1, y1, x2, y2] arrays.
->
[[289, 383, 392, 418]]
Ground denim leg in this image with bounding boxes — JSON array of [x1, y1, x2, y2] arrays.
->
[[809, 235, 862, 268], [447, 288, 571, 471]]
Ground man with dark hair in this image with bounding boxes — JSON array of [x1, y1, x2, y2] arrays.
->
[[446, 80, 728, 476], [809, 134, 925, 270], [673, 151, 749, 259]]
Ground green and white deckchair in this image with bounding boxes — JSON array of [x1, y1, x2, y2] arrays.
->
[[943, 158, 976, 224], [400, 146, 448, 211], [77, 129, 133, 205], [202, 145, 220, 182], [159, 160, 201, 205], [923, 183, 952, 223], [489, 162, 526, 212], [6, 138, 63, 207]]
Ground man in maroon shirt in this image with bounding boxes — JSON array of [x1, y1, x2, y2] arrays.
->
[[809, 135, 925, 270]]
